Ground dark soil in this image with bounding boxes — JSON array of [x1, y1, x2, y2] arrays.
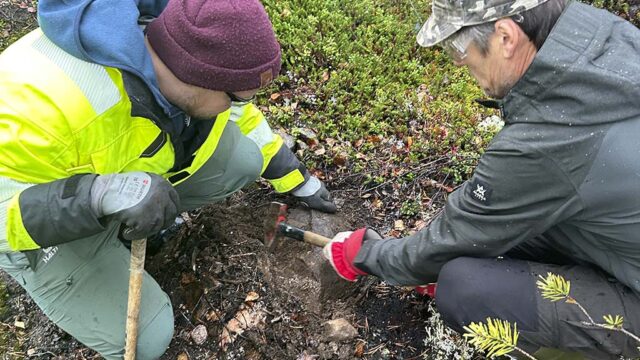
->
[[0, 188, 433, 359]]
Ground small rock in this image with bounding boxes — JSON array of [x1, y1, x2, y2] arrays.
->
[[244, 291, 260, 302], [297, 127, 317, 141], [274, 128, 295, 149], [296, 352, 319, 360], [27, 349, 36, 356], [322, 318, 358, 342], [190, 324, 208, 345], [14, 320, 25, 329]]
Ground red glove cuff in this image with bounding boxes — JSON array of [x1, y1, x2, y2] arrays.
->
[[329, 228, 369, 281], [415, 283, 437, 298]]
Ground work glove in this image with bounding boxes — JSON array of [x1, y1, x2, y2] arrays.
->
[[90, 172, 180, 240], [292, 176, 337, 213], [322, 228, 382, 281], [415, 284, 437, 299]]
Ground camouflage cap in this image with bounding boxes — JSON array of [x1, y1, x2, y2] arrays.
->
[[417, 0, 550, 47]]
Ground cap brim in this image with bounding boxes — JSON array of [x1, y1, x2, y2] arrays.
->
[[416, 15, 462, 47]]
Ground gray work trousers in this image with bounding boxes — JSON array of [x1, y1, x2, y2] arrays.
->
[[0, 122, 263, 359], [435, 237, 640, 360]]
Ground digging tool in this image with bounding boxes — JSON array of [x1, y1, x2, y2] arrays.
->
[[263, 202, 331, 250], [264, 202, 438, 297], [124, 237, 147, 360]]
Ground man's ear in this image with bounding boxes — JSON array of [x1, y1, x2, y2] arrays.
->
[[493, 18, 524, 58]]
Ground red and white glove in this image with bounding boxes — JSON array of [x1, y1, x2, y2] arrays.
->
[[415, 283, 437, 299], [322, 228, 380, 281]]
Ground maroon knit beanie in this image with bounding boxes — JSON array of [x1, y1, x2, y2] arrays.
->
[[147, 0, 281, 92]]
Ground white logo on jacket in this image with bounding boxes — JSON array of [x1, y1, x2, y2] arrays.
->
[[41, 246, 59, 264], [473, 184, 487, 202]]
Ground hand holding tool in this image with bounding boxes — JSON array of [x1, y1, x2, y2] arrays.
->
[[90, 172, 180, 240]]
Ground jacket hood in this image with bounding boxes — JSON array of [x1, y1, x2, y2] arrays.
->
[[501, 2, 640, 126], [37, 0, 183, 121]]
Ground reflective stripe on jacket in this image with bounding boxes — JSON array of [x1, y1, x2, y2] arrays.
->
[[0, 29, 305, 252]]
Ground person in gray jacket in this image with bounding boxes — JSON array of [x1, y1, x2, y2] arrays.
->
[[323, 0, 640, 359]]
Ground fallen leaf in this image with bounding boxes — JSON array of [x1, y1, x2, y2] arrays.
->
[[219, 305, 267, 350], [354, 341, 366, 357], [206, 310, 221, 321], [414, 220, 428, 231], [269, 92, 281, 101], [322, 71, 330, 82], [14, 320, 25, 329], [177, 352, 189, 360], [245, 291, 259, 302], [27, 349, 35, 356], [371, 198, 383, 209], [366, 135, 382, 143], [434, 183, 454, 193], [309, 169, 326, 180], [333, 153, 347, 167], [394, 220, 405, 231], [314, 147, 326, 156]]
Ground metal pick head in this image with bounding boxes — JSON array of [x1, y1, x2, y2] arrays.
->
[[263, 202, 288, 250]]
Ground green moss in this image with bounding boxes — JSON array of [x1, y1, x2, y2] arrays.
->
[[262, 0, 487, 142], [261, 0, 493, 192], [0, 9, 38, 52], [582, 0, 640, 27]]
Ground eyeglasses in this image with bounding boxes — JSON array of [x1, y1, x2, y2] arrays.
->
[[442, 30, 474, 62], [225, 91, 256, 105]]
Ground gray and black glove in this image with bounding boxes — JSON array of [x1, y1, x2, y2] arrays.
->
[[292, 176, 337, 213], [90, 172, 180, 240]]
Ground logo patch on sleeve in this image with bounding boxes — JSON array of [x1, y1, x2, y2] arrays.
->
[[468, 179, 492, 204]]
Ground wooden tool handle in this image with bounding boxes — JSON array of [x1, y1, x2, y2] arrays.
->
[[303, 231, 331, 247], [124, 238, 147, 360], [277, 222, 331, 248]]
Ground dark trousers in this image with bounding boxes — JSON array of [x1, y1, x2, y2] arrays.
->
[[435, 254, 640, 359]]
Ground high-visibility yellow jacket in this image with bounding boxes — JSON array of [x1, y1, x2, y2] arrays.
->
[[0, 29, 308, 252]]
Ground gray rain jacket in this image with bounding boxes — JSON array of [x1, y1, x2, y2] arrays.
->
[[355, 2, 640, 294]]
